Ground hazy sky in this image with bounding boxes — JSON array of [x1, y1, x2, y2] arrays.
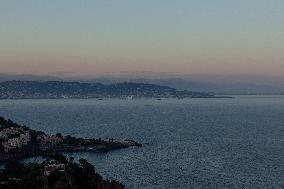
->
[[0, 0, 284, 76]]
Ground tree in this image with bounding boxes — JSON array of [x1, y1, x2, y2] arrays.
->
[[47, 153, 67, 164], [79, 158, 95, 175]]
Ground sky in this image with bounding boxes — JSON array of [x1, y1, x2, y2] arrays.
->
[[0, 0, 284, 77]]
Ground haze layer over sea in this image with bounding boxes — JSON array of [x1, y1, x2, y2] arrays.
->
[[0, 96, 284, 188]]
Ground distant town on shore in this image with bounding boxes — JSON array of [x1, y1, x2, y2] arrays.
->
[[0, 80, 224, 99]]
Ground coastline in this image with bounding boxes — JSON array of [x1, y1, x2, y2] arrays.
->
[[0, 117, 142, 164]]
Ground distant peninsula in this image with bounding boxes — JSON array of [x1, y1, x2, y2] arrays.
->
[[0, 80, 226, 99], [0, 116, 142, 164]]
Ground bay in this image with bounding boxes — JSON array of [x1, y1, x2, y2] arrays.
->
[[0, 96, 284, 188]]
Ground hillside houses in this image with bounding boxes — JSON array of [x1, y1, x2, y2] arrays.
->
[[36, 134, 63, 151], [43, 159, 66, 176], [0, 126, 31, 153], [0, 127, 24, 140]]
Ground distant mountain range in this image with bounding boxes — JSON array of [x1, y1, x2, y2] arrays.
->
[[0, 73, 61, 82], [68, 77, 284, 94], [111, 78, 284, 95], [0, 73, 283, 94]]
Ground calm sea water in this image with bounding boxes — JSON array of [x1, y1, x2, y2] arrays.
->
[[0, 96, 284, 189]]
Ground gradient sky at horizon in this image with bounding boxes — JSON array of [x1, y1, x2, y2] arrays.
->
[[0, 0, 284, 76]]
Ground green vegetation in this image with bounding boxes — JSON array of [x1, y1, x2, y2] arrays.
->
[[0, 154, 126, 189]]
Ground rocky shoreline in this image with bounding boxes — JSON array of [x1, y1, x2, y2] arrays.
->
[[0, 139, 142, 164], [0, 117, 142, 164], [0, 116, 142, 188]]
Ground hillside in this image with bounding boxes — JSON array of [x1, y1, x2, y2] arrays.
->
[[0, 154, 126, 189], [0, 116, 141, 163], [0, 81, 214, 99]]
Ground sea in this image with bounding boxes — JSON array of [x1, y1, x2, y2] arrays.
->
[[0, 96, 284, 189]]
